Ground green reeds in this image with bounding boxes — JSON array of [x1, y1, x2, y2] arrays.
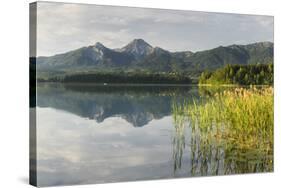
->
[[172, 87, 273, 175], [172, 100, 188, 173]]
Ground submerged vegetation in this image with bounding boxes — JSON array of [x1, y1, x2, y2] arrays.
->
[[172, 106, 187, 172], [199, 63, 273, 85], [172, 87, 273, 174]]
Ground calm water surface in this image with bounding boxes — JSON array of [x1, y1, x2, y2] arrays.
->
[[33, 83, 271, 186]]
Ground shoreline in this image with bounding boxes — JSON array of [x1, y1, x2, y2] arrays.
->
[[36, 82, 197, 87], [36, 82, 273, 87]]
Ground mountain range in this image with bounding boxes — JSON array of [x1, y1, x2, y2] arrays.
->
[[36, 39, 273, 73]]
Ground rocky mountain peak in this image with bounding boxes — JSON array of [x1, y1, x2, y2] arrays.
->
[[121, 39, 154, 59], [94, 42, 106, 50]]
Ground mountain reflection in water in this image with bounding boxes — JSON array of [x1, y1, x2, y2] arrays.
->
[[33, 83, 272, 187], [37, 83, 197, 127]]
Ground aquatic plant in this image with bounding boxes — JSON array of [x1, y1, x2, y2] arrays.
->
[[172, 112, 186, 172], [172, 87, 273, 175]]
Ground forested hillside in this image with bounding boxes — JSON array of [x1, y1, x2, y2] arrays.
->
[[199, 63, 273, 85]]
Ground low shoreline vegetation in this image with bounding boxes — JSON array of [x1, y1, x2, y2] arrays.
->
[[37, 72, 193, 84], [36, 63, 273, 86], [172, 87, 273, 174], [199, 63, 273, 85]]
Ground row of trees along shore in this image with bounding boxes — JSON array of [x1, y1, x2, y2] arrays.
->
[[199, 63, 273, 85], [37, 63, 273, 85], [37, 72, 192, 84]]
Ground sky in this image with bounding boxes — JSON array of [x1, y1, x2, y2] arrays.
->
[[35, 2, 274, 57]]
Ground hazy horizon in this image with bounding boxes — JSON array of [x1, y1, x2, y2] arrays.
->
[[35, 2, 274, 57]]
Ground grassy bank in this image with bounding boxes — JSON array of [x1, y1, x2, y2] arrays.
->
[[172, 87, 273, 174]]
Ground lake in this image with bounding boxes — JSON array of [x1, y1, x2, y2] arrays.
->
[[32, 83, 273, 186]]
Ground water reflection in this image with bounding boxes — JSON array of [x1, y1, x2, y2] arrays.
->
[[37, 83, 196, 127], [35, 84, 272, 187], [36, 83, 196, 186]]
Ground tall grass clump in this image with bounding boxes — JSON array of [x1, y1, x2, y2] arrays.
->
[[172, 87, 273, 175], [189, 87, 273, 150]]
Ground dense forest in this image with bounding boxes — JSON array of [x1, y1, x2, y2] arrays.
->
[[199, 63, 273, 85], [38, 72, 193, 84]]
